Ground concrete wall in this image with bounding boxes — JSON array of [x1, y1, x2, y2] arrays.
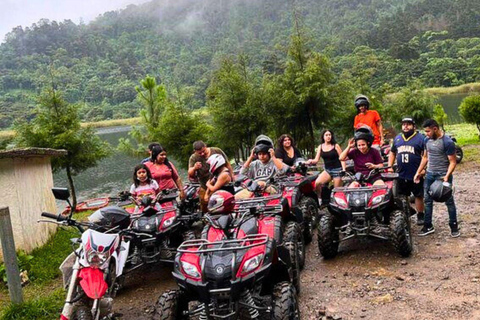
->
[[0, 156, 57, 259]]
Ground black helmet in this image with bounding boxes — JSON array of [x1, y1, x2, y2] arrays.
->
[[401, 116, 415, 124], [255, 143, 271, 154], [428, 180, 453, 202], [354, 125, 374, 147], [354, 94, 370, 111], [254, 134, 274, 148]]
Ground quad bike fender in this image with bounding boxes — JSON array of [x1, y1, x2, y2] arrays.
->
[[78, 267, 108, 299]]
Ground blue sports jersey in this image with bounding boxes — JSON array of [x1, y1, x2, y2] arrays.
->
[[391, 131, 425, 180]]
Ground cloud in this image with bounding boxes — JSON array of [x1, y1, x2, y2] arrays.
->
[[0, 0, 150, 42]]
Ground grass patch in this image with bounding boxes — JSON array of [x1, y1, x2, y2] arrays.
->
[[0, 288, 64, 320], [83, 117, 140, 129], [462, 145, 480, 165], [425, 82, 480, 95], [444, 123, 480, 146]]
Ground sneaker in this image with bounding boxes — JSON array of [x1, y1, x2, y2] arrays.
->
[[450, 222, 460, 238], [418, 225, 435, 236], [416, 212, 425, 226]]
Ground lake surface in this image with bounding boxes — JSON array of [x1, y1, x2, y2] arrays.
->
[[436, 93, 469, 124], [53, 126, 185, 202]]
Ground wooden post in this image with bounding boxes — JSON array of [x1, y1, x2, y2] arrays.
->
[[0, 207, 23, 304]]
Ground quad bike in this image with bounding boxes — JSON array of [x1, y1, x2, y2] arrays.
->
[[234, 175, 307, 269], [124, 189, 200, 269], [154, 195, 301, 320], [317, 167, 413, 259]]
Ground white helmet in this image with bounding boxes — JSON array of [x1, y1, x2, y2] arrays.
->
[[207, 154, 226, 174]]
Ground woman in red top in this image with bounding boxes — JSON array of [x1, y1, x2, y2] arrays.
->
[[145, 145, 185, 199]]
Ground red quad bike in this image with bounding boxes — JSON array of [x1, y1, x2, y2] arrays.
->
[[234, 176, 307, 270], [154, 195, 301, 319], [124, 189, 199, 271], [317, 167, 414, 259]]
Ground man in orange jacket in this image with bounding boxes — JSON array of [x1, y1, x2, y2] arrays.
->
[[353, 94, 384, 148]]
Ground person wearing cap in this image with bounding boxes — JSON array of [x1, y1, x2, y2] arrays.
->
[[413, 119, 459, 238], [353, 95, 384, 148], [388, 117, 426, 225]]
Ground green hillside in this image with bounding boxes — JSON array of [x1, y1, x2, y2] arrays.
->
[[1, 0, 479, 129]]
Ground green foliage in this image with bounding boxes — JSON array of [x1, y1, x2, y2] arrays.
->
[[433, 104, 448, 130], [383, 80, 435, 129], [13, 88, 111, 206], [459, 95, 480, 136], [120, 75, 211, 166], [207, 56, 265, 160], [0, 288, 64, 320], [0, 251, 33, 285], [1, 0, 480, 129], [446, 123, 480, 146]]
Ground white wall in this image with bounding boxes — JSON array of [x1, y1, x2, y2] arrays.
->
[[0, 156, 57, 260]]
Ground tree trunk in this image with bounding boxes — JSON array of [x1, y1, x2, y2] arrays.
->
[[66, 165, 77, 213]]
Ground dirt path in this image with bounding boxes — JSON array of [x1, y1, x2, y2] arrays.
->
[[114, 160, 480, 320]]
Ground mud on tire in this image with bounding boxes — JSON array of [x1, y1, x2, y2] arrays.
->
[[317, 213, 339, 259], [271, 282, 301, 320], [298, 197, 317, 244], [73, 305, 92, 320], [390, 210, 413, 257], [154, 290, 185, 320], [284, 222, 301, 293]]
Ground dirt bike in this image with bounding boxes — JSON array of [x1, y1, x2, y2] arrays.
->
[[40, 187, 134, 320], [317, 167, 413, 259], [154, 194, 300, 319]]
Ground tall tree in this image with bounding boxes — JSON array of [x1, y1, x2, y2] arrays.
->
[[14, 88, 111, 209]]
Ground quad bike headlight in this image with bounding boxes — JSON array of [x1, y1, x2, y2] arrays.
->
[[370, 194, 385, 206], [162, 216, 176, 228], [181, 261, 201, 279], [334, 195, 348, 208], [241, 253, 264, 275]]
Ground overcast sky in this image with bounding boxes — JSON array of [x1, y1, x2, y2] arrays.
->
[[0, 0, 151, 42]]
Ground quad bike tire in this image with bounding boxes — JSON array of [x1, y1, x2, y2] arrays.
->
[[298, 197, 317, 244], [455, 145, 463, 163], [271, 282, 301, 320], [317, 213, 339, 259], [154, 289, 185, 320], [390, 209, 413, 257], [285, 221, 305, 270], [73, 305, 93, 320], [283, 222, 301, 293]]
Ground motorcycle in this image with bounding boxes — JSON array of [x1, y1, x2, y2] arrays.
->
[[40, 187, 134, 320], [154, 195, 301, 319], [318, 167, 413, 259]]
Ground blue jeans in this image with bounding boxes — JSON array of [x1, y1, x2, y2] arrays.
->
[[424, 171, 457, 226]]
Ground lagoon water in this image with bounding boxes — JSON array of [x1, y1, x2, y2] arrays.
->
[[53, 126, 185, 203]]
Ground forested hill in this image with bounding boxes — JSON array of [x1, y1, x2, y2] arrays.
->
[[1, 0, 480, 129]]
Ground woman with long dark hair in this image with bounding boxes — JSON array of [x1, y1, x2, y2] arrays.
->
[[307, 129, 346, 194], [274, 134, 303, 166], [145, 145, 185, 199]]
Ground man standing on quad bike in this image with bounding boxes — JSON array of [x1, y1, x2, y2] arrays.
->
[[388, 116, 426, 225], [353, 94, 384, 149], [414, 119, 460, 238], [188, 141, 233, 212]]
